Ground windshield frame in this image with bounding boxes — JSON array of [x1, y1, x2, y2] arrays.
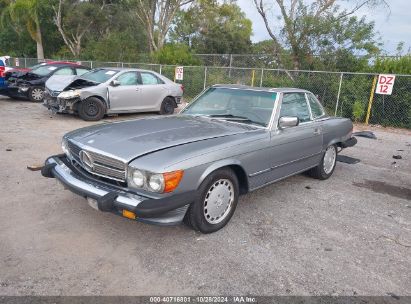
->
[[181, 86, 280, 130]]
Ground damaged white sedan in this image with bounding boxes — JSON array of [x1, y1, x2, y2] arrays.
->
[[43, 68, 184, 121]]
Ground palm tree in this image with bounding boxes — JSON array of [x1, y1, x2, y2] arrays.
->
[[2, 0, 45, 59]]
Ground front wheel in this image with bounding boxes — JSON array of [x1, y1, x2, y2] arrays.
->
[[308, 144, 337, 180], [78, 97, 106, 121], [28, 87, 44, 102], [184, 168, 239, 233]]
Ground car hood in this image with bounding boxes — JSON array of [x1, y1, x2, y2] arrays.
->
[[62, 78, 99, 91], [66, 115, 260, 162], [46, 75, 77, 91]]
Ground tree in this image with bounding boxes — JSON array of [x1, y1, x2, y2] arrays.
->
[[132, 0, 194, 53], [1, 0, 45, 59], [253, 0, 388, 70], [52, 0, 109, 58], [170, 0, 252, 54]]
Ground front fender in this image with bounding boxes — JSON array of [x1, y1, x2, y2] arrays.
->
[[196, 158, 244, 189]]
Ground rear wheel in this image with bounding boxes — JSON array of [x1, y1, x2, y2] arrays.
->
[[184, 168, 239, 233], [78, 97, 106, 121], [159, 97, 175, 115], [28, 87, 44, 102], [308, 144, 337, 180]]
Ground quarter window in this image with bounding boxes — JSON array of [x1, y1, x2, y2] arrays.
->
[[140, 72, 163, 85], [116, 72, 138, 86], [307, 93, 325, 118], [280, 93, 311, 123]]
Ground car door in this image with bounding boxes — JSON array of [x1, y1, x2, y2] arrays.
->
[[268, 92, 323, 180], [138, 72, 169, 111], [108, 71, 140, 111]]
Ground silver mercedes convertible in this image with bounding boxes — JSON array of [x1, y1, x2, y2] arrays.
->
[[42, 85, 357, 233]]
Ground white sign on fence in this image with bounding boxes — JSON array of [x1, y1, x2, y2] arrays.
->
[[375, 74, 395, 95], [15, 58, 19, 67], [175, 66, 184, 80]]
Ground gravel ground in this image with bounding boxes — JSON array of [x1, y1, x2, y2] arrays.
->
[[0, 96, 410, 296]]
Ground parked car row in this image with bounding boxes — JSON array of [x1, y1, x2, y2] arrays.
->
[[1, 61, 184, 120]]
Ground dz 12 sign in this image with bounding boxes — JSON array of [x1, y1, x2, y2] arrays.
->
[[175, 66, 184, 81], [375, 74, 395, 95]]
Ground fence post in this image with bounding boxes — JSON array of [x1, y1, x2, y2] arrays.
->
[[335, 73, 343, 116], [260, 69, 264, 87], [24, 57, 27, 68], [251, 70, 255, 87], [159, 64, 162, 75], [203, 66, 208, 90], [228, 54, 233, 77], [365, 75, 378, 125], [90, 61, 93, 69]]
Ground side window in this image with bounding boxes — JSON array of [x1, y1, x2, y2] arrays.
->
[[76, 68, 89, 76], [54, 67, 74, 75], [140, 72, 162, 85], [116, 72, 138, 86], [307, 93, 325, 118], [280, 93, 311, 123]]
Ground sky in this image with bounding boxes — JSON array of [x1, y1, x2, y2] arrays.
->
[[237, 0, 411, 54]]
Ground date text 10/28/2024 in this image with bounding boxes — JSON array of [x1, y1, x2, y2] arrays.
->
[[149, 296, 257, 303]]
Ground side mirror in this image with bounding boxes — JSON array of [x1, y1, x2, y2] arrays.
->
[[111, 79, 120, 87], [278, 116, 299, 129]]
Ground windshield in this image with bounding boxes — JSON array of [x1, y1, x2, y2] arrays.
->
[[183, 87, 277, 127], [79, 68, 119, 83], [31, 65, 60, 76]]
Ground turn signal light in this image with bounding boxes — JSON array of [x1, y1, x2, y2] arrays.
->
[[163, 170, 184, 193], [122, 209, 136, 220]]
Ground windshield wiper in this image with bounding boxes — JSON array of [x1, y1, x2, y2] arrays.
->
[[208, 114, 266, 127]]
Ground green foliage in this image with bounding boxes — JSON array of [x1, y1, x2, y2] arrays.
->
[[153, 44, 200, 65], [170, 0, 252, 54], [372, 56, 411, 74], [352, 101, 365, 122]]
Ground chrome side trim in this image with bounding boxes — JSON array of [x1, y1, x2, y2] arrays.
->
[[248, 151, 322, 177]]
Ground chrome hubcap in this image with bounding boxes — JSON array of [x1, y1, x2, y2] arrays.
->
[[323, 146, 336, 174], [31, 88, 44, 101], [203, 179, 234, 224]]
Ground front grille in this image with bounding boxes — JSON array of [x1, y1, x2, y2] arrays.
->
[[67, 140, 126, 182]]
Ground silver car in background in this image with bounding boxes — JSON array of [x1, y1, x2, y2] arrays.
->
[[43, 68, 184, 120]]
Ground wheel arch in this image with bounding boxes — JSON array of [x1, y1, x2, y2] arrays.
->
[[197, 160, 249, 195]]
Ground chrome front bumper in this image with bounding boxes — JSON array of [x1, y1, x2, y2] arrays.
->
[[42, 155, 194, 225]]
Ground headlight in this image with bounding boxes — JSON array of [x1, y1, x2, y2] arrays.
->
[[61, 138, 70, 156], [58, 90, 80, 99], [132, 170, 145, 187], [148, 174, 164, 193], [128, 168, 184, 193]]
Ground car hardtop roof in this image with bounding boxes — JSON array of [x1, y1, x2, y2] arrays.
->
[[36, 62, 88, 68], [211, 84, 311, 94], [98, 67, 160, 73]]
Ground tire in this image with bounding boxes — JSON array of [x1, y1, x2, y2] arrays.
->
[[184, 168, 239, 233], [308, 144, 337, 180], [78, 97, 106, 121], [159, 97, 175, 115], [28, 87, 44, 102]]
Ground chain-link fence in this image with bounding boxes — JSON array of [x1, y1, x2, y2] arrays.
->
[[7, 57, 411, 129]]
